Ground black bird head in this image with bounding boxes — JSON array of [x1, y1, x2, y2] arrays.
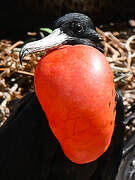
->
[[20, 13, 103, 63], [54, 13, 102, 46]]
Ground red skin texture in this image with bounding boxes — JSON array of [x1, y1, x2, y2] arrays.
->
[[34, 45, 116, 164]]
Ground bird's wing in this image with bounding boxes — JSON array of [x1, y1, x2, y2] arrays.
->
[[0, 92, 59, 180], [0, 90, 124, 180], [116, 102, 135, 180], [115, 133, 135, 180]]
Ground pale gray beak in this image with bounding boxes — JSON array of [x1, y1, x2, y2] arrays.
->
[[20, 28, 72, 64]]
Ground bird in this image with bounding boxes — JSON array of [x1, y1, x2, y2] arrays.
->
[[0, 13, 124, 180]]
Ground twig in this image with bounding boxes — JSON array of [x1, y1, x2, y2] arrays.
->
[[0, 68, 34, 76], [125, 35, 135, 69], [16, 70, 34, 76], [104, 31, 126, 49], [7, 41, 24, 52]]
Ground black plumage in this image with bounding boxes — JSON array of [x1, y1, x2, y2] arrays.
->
[[0, 91, 124, 180]]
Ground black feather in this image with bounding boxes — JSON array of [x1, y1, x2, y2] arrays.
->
[[0, 91, 124, 180]]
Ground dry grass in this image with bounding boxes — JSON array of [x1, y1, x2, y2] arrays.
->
[[0, 26, 135, 137]]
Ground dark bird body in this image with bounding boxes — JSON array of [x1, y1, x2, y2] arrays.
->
[[0, 13, 124, 180], [0, 92, 124, 180]]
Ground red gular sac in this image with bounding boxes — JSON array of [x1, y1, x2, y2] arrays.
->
[[34, 45, 116, 164]]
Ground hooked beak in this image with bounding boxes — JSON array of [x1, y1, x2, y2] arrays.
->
[[20, 28, 72, 64], [20, 27, 103, 64]]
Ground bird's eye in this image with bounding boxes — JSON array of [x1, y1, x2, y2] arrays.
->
[[71, 22, 84, 34]]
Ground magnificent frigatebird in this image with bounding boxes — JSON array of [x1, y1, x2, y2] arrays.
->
[[0, 13, 124, 180]]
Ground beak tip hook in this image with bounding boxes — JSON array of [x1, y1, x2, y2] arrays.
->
[[19, 51, 23, 65]]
